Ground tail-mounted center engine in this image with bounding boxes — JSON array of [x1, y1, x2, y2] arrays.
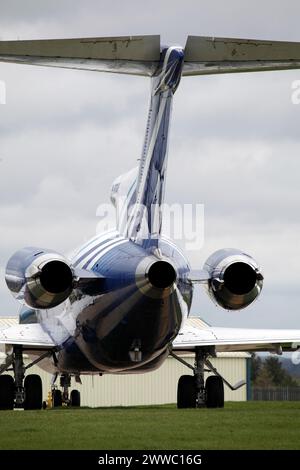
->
[[5, 247, 74, 309], [204, 249, 264, 310]]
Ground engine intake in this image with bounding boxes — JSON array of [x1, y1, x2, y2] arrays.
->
[[5, 247, 74, 309], [204, 249, 263, 310]]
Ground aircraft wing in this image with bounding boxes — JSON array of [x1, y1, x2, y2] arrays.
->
[[173, 321, 300, 353], [0, 35, 160, 76], [0, 323, 55, 349], [183, 35, 300, 76]]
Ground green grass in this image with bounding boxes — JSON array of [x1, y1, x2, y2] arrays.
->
[[0, 402, 300, 450]]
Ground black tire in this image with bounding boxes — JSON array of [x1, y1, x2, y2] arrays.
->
[[24, 374, 42, 410], [53, 389, 62, 407], [70, 389, 81, 407], [177, 375, 197, 409], [0, 375, 14, 410], [205, 376, 224, 408]]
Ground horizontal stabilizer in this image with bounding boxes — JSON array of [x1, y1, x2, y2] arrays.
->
[[0, 35, 161, 76], [2, 35, 300, 77], [183, 35, 300, 76]]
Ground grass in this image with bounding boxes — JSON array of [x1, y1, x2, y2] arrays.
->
[[0, 402, 300, 450]]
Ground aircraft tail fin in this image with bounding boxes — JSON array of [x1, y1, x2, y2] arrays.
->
[[0, 35, 161, 76], [183, 35, 300, 76]]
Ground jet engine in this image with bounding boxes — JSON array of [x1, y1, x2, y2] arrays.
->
[[5, 247, 74, 309], [204, 248, 263, 310]]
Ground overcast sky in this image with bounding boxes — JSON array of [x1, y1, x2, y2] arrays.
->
[[1, 0, 300, 328]]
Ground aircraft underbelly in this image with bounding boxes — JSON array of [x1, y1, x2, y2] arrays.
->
[[73, 288, 184, 372]]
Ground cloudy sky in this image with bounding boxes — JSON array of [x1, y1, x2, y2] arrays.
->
[[0, 0, 300, 328]]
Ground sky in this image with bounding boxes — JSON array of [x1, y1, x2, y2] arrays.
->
[[0, 0, 300, 328]]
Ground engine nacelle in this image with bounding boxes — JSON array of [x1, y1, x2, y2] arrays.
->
[[5, 247, 74, 309], [204, 248, 263, 310]]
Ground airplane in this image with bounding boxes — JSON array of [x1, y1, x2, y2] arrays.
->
[[1, 34, 300, 410]]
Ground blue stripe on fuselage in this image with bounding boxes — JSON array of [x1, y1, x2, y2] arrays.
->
[[73, 233, 121, 268]]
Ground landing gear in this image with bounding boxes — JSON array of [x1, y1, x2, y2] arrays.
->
[[0, 347, 83, 410], [61, 374, 71, 404], [0, 375, 14, 410], [194, 348, 207, 407], [173, 347, 246, 409], [0, 346, 51, 410], [13, 346, 25, 408], [12, 346, 43, 410], [51, 374, 81, 407], [13, 346, 43, 410], [172, 348, 225, 409]]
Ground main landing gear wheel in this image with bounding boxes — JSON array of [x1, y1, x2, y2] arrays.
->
[[177, 375, 196, 408], [53, 389, 62, 407], [172, 348, 229, 409], [70, 389, 81, 407], [205, 376, 224, 408], [24, 374, 43, 410], [0, 375, 14, 410]]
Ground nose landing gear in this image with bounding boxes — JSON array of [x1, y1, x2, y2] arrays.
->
[[51, 373, 81, 408]]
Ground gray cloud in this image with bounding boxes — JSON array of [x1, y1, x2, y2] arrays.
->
[[1, 0, 300, 43]]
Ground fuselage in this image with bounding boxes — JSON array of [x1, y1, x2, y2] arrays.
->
[[35, 232, 192, 374], [18, 46, 192, 375]]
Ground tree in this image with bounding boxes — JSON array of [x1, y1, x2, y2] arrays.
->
[[264, 357, 286, 386], [251, 354, 262, 383], [254, 356, 298, 387], [254, 366, 274, 387]]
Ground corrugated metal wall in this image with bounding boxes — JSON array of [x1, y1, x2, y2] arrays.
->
[[6, 353, 247, 406]]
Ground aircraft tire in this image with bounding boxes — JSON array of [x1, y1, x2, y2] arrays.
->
[[53, 389, 62, 407], [177, 375, 197, 408], [0, 375, 14, 410], [205, 376, 224, 408], [24, 374, 43, 410], [70, 389, 81, 407]]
